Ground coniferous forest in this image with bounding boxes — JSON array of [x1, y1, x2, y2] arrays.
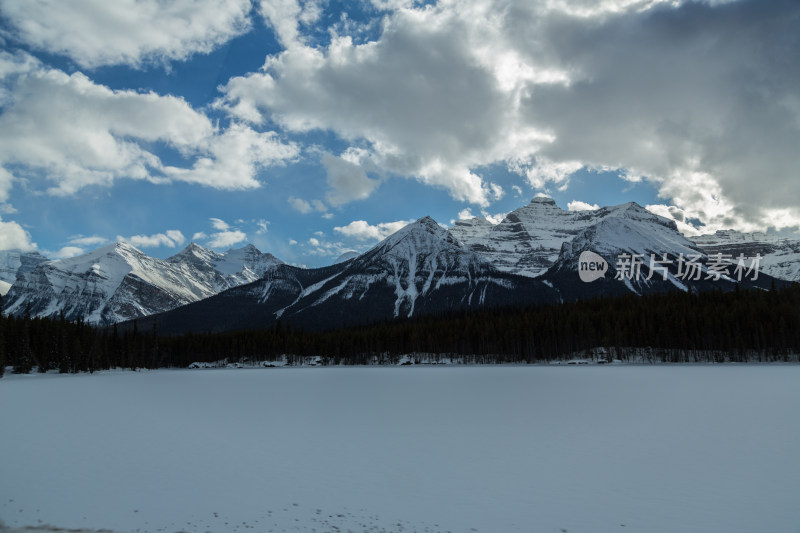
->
[[1, 283, 799, 376]]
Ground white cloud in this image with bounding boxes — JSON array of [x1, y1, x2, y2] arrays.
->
[[217, 4, 556, 207], [206, 230, 247, 248], [288, 196, 327, 214], [288, 196, 313, 214], [457, 208, 473, 220], [511, 158, 584, 190], [645, 204, 702, 237], [118, 229, 185, 249], [321, 152, 380, 206], [0, 52, 297, 202], [2, 0, 253, 68], [67, 235, 107, 247], [162, 123, 299, 190], [0, 216, 37, 251], [258, 0, 323, 48], [308, 237, 320, 246], [289, 238, 298, 245], [481, 210, 507, 225], [256, 219, 270, 234], [193, 219, 249, 249], [488, 183, 505, 201], [567, 200, 600, 212], [217, 0, 800, 231], [209, 218, 230, 231], [333, 219, 413, 241], [511, 185, 523, 197], [52, 246, 84, 259]]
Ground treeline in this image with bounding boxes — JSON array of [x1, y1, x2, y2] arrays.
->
[[2, 284, 800, 375]]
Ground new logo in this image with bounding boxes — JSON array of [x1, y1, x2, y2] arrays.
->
[[578, 251, 608, 282]]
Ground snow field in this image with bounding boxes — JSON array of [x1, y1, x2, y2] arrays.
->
[[1, 365, 799, 533]]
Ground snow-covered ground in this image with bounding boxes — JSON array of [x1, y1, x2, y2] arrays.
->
[[1, 366, 799, 533]]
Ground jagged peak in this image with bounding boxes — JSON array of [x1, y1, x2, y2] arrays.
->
[[453, 216, 492, 227], [529, 196, 558, 206], [167, 242, 217, 263], [77, 240, 144, 259], [366, 216, 461, 255], [230, 243, 260, 253]]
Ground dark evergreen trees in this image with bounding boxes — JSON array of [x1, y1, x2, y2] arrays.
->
[[1, 283, 798, 374]]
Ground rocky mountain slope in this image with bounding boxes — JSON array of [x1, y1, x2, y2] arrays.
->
[[4, 197, 796, 331], [693, 230, 800, 282], [132, 217, 560, 335], [456, 198, 688, 278], [0, 250, 48, 295], [3, 242, 282, 325]]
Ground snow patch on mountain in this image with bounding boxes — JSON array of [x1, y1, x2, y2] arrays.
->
[[693, 230, 800, 281], [0, 250, 48, 285], [449, 216, 494, 245], [462, 198, 682, 277], [4, 242, 283, 325]]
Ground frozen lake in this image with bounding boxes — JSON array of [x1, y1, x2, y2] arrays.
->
[[1, 365, 799, 533]]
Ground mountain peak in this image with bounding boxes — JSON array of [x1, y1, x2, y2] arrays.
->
[[530, 196, 558, 206], [235, 243, 260, 253]]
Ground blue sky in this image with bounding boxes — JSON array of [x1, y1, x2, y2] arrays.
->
[[0, 0, 797, 267]]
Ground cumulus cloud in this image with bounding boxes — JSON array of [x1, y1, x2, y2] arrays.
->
[[217, 0, 800, 231], [206, 230, 247, 248], [0, 216, 37, 251], [217, 3, 554, 207], [334, 219, 413, 241], [257, 0, 324, 48], [321, 152, 380, 206], [118, 229, 185, 249], [1, 0, 253, 68], [193, 218, 248, 249], [481, 210, 507, 225], [51, 246, 84, 259], [457, 208, 474, 220], [567, 200, 600, 212], [288, 196, 327, 214], [288, 196, 313, 214], [0, 52, 297, 202], [646, 204, 702, 237], [209, 218, 230, 231]]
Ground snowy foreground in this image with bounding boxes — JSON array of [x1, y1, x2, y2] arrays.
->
[[1, 366, 799, 533]]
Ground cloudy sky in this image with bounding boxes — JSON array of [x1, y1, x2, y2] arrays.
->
[[0, 0, 797, 266]]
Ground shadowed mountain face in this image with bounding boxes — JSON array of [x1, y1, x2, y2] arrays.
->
[[5, 198, 794, 334], [131, 217, 561, 335], [693, 230, 800, 282], [130, 209, 784, 336]]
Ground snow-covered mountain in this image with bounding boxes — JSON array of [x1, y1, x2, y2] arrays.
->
[[134, 217, 559, 335], [0, 250, 48, 295], [6, 197, 797, 332], [3, 242, 282, 325], [693, 230, 800, 281], [540, 210, 780, 299], [458, 198, 687, 277], [449, 216, 494, 244]]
